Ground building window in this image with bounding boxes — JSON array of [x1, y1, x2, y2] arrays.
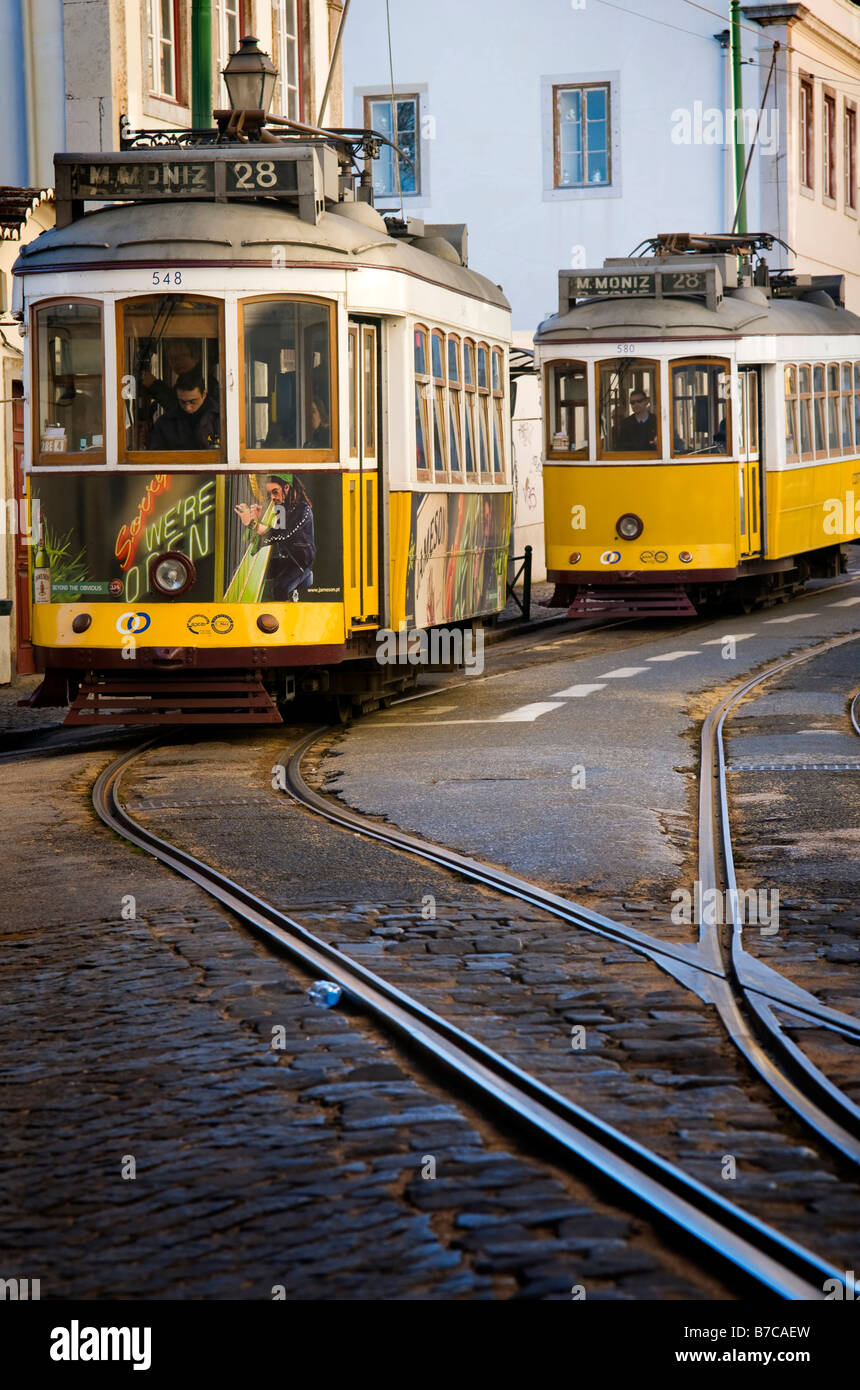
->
[[800, 77, 814, 191], [148, 0, 181, 99], [846, 104, 857, 211], [215, 0, 246, 104], [553, 83, 610, 187], [823, 91, 837, 201], [272, 0, 301, 120], [364, 95, 420, 197]]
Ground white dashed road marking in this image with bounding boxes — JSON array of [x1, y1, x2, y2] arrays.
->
[[647, 651, 700, 662], [764, 613, 818, 624], [701, 634, 753, 645], [597, 666, 651, 678], [551, 683, 608, 698], [829, 596, 860, 607], [496, 702, 568, 722]]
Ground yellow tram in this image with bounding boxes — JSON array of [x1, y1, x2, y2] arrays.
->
[[537, 234, 860, 617], [15, 131, 513, 723]]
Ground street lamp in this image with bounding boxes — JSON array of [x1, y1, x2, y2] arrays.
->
[[222, 35, 277, 115]]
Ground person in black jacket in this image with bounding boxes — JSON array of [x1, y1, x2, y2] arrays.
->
[[234, 473, 315, 601], [616, 390, 658, 451], [148, 372, 220, 451]]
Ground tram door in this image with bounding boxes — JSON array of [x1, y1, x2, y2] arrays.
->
[[346, 319, 380, 627], [737, 368, 763, 558]]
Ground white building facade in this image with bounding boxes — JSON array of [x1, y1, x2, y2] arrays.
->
[[343, 0, 860, 574], [0, 0, 344, 190]]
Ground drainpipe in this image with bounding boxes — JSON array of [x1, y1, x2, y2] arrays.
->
[[730, 0, 747, 233], [715, 30, 731, 233], [192, 0, 213, 129]]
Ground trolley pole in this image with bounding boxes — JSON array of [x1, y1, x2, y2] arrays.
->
[[730, 0, 747, 234]]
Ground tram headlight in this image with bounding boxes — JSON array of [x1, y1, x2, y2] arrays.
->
[[150, 552, 195, 597], [616, 513, 644, 541]]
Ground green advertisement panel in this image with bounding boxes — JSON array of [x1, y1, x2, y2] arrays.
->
[[31, 471, 343, 605]]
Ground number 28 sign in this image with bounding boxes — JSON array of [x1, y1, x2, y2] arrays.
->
[[225, 160, 295, 193]]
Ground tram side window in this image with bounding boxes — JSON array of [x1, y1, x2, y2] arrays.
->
[[855, 363, 860, 447], [477, 343, 491, 478], [491, 347, 506, 480], [546, 361, 588, 458], [35, 301, 105, 460], [447, 336, 463, 480], [670, 361, 730, 456], [431, 330, 448, 479], [785, 366, 799, 463], [597, 359, 660, 456], [841, 364, 854, 452], [827, 364, 841, 453], [122, 297, 221, 455], [797, 365, 813, 460], [463, 339, 477, 477], [242, 299, 333, 455], [414, 325, 432, 480], [812, 364, 827, 457]]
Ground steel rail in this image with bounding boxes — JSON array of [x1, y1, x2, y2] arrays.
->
[[286, 731, 860, 1043], [851, 692, 860, 738], [92, 737, 845, 1300], [700, 631, 860, 1164]]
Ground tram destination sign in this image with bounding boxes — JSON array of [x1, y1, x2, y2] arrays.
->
[[54, 148, 339, 227], [560, 265, 721, 313]]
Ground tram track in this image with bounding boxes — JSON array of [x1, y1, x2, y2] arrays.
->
[[92, 734, 848, 1300], [698, 631, 860, 1166]]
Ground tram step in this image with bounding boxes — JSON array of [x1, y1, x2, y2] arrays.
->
[[567, 586, 698, 619], [63, 673, 282, 726]]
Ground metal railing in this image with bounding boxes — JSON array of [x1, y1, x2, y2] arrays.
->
[[505, 544, 532, 622]]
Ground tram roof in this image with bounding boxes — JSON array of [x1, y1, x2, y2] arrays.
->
[[13, 198, 510, 311], [536, 288, 860, 343]]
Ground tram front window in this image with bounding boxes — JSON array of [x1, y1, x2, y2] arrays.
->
[[122, 296, 221, 454], [241, 299, 334, 456], [597, 359, 660, 457], [670, 360, 730, 456], [35, 300, 105, 459]]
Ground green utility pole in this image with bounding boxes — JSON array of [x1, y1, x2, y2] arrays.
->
[[730, 0, 747, 233], [192, 0, 213, 130]]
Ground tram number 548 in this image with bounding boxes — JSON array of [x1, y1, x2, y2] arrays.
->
[[151, 271, 182, 285]]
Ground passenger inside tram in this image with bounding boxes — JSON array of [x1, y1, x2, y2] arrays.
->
[[124, 297, 221, 452], [616, 390, 659, 451], [243, 300, 332, 453]]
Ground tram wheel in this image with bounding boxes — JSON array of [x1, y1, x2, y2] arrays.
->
[[331, 695, 353, 725]]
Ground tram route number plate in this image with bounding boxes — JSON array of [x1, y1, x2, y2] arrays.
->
[[566, 270, 709, 297], [64, 158, 298, 201]]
